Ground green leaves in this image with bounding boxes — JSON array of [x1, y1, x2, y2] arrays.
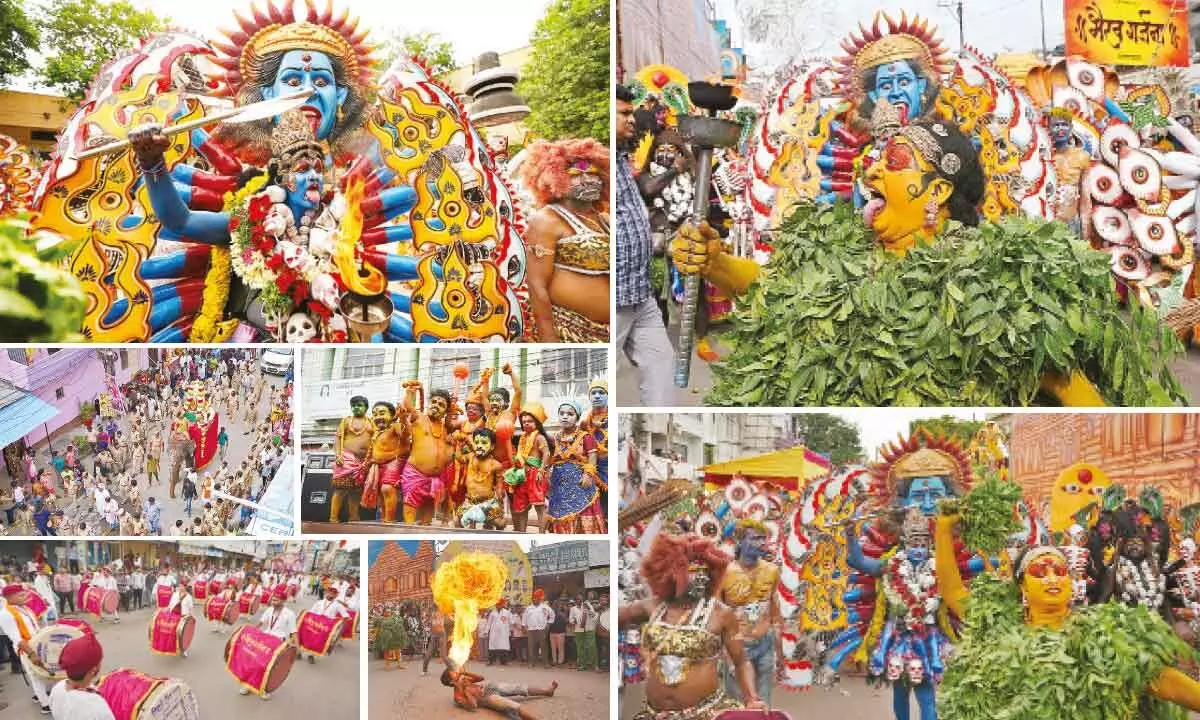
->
[[38, 0, 167, 100], [0, 216, 85, 341], [958, 475, 1023, 556], [707, 202, 1188, 406], [517, 0, 609, 141], [941, 573, 1193, 720], [0, 0, 39, 85], [375, 30, 457, 77]]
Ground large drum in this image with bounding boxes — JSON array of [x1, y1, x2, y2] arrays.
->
[[155, 585, 173, 609], [224, 625, 296, 697], [191, 581, 207, 601], [204, 596, 240, 625], [341, 610, 358, 640], [24, 589, 50, 619], [207, 579, 223, 596], [260, 587, 272, 606], [296, 611, 343, 657], [56, 617, 95, 635], [97, 668, 200, 720], [148, 611, 196, 657], [28, 624, 88, 680], [238, 592, 260, 616], [82, 585, 119, 618]]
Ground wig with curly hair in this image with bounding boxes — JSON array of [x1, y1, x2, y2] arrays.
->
[[640, 532, 731, 602], [518, 138, 610, 207]]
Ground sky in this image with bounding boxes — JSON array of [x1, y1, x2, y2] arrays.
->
[[829, 408, 986, 460], [131, 0, 551, 68], [715, 0, 1068, 70]]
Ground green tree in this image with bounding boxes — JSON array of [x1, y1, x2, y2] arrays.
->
[[790, 414, 863, 466], [0, 0, 38, 86], [37, 0, 166, 99], [518, 0, 609, 140], [910, 416, 984, 447], [375, 30, 457, 77]]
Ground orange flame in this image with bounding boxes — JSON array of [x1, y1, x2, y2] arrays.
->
[[432, 552, 507, 669], [334, 178, 387, 296]]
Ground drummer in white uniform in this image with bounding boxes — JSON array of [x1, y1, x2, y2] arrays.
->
[[245, 586, 296, 700], [0, 584, 53, 714], [94, 567, 120, 623], [304, 585, 350, 664], [48, 633, 114, 720], [343, 583, 360, 613]]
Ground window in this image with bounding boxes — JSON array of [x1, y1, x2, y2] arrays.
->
[[6, 349, 26, 364], [539, 348, 598, 399], [429, 350, 481, 391], [119, 350, 129, 370], [55, 388, 65, 400], [342, 349, 388, 380]]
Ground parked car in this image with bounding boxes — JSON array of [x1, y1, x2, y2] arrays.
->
[[260, 348, 293, 375]]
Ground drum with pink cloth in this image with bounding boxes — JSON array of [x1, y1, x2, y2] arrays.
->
[[56, 617, 94, 635], [82, 585, 119, 618], [260, 587, 272, 605], [155, 585, 173, 609], [148, 610, 196, 656], [191, 581, 207, 600], [28, 624, 87, 681], [238, 592, 260, 616], [207, 579, 223, 596], [296, 610, 343, 657], [97, 668, 200, 720], [204, 596, 240, 625], [224, 625, 296, 697], [341, 610, 358, 639], [24, 589, 49, 619]]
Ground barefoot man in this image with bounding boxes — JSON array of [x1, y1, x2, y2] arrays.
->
[[364, 401, 411, 524], [401, 383, 460, 525], [331, 395, 372, 523], [442, 664, 558, 720]]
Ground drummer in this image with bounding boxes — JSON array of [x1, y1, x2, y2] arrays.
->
[[0, 584, 53, 714], [48, 633, 114, 720], [305, 585, 351, 664], [94, 567, 120, 623], [243, 586, 297, 700]]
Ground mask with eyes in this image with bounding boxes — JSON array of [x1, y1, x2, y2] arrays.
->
[[683, 564, 710, 601], [428, 395, 449, 420], [312, 273, 341, 310], [278, 240, 310, 270], [284, 312, 318, 343], [262, 201, 295, 237], [654, 145, 678, 168], [569, 173, 603, 203], [471, 433, 494, 458]]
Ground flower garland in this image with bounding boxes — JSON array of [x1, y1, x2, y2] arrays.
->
[[1116, 556, 1166, 609], [882, 552, 939, 631]]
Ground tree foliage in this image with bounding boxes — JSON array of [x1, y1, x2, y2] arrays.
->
[[375, 30, 457, 77], [0, 0, 38, 86], [518, 0, 609, 141], [37, 0, 166, 99], [910, 416, 984, 448], [789, 414, 863, 466]]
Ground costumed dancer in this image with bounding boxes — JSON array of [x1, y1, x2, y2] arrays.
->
[[581, 379, 609, 515], [458, 428, 506, 530], [719, 519, 781, 706], [936, 510, 1200, 717], [545, 401, 606, 534], [361, 400, 411, 523], [448, 372, 492, 524], [511, 403, 551, 532], [48, 633, 115, 720], [618, 532, 767, 719], [374, 607, 409, 670], [401, 382, 460, 525], [331, 395, 372, 523]]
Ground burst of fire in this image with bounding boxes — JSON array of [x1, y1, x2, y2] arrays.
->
[[432, 552, 508, 669], [335, 177, 387, 296]]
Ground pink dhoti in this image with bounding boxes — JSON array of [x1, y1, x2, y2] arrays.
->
[[401, 463, 442, 507], [362, 458, 402, 509], [331, 451, 365, 490]]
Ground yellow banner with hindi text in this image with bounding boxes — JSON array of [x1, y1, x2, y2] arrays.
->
[[1065, 0, 1190, 67]]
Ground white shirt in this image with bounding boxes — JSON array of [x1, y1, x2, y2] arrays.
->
[[259, 605, 298, 640], [49, 681, 117, 720], [310, 597, 349, 619], [343, 592, 359, 612], [13, 487, 24, 504], [168, 591, 194, 616], [155, 574, 176, 588], [522, 603, 555, 631], [95, 575, 118, 592], [103, 500, 118, 524], [0, 602, 40, 644]]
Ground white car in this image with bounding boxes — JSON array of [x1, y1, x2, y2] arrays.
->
[[260, 348, 293, 375]]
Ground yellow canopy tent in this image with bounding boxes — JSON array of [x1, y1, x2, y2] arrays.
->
[[702, 446, 831, 493]]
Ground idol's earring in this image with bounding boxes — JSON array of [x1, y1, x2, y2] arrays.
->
[[337, 104, 345, 124]]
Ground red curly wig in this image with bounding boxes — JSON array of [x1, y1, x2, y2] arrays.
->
[[518, 138, 610, 207], [640, 532, 731, 602]]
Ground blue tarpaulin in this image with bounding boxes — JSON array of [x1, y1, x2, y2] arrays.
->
[[0, 386, 60, 447]]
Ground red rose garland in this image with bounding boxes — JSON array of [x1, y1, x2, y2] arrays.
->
[[883, 553, 939, 632]]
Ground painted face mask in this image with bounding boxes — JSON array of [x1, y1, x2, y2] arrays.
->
[[737, 531, 767, 562], [429, 396, 449, 419], [371, 404, 394, 429], [488, 392, 507, 415], [684, 565, 710, 602], [654, 145, 678, 167], [567, 161, 603, 203], [589, 388, 608, 408], [472, 434, 494, 458], [466, 403, 484, 422], [558, 404, 579, 427], [350, 400, 368, 417]]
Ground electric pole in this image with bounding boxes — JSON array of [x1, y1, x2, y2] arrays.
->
[[1039, 0, 1048, 60], [938, 0, 965, 50]]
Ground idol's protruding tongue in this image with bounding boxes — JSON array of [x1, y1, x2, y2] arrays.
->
[[305, 185, 321, 205], [897, 103, 909, 124], [301, 106, 322, 135]]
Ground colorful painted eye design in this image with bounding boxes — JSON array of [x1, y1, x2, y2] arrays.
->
[[1084, 164, 1122, 204], [1091, 206, 1132, 245], [1066, 59, 1105, 100], [1100, 123, 1139, 168], [1107, 246, 1151, 281], [1116, 148, 1162, 201], [1127, 209, 1179, 255]]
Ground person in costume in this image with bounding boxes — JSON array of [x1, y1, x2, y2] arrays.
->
[[1107, 506, 1169, 617], [362, 400, 411, 523], [446, 374, 493, 524], [401, 383, 460, 525], [545, 400, 606, 534], [619, 532, 766, 719], [580, 378, 609, 511], [1168, 538, 1200, 647], [719, 519, 780, 706], [0, 583, 52, 713], [305, 583, 349, 664], [458, 428, 506, 530], [484, 364, 523, 469], [935, 510, 1200, 718], [245, 585, 295, 700], [48, 633, 115, 720], [375, 607, 409, 669], [519, 139, 611, 342], [1046, 107, 1093, 232], [511, 403, 552, 532], [331, 394, 372, 523]]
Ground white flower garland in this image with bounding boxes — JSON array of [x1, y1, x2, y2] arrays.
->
[[882, 553, 939, 631], [1116, 556, 1165, 609]]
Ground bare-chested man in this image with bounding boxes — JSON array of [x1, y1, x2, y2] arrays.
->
[[401, 383, 460, 525], [363, 401, 411, 524], [459, 428, 506, 529], [331, 395, 372, 523]]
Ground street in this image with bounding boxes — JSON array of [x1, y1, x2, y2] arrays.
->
[[0, 603, 358, 719], [370, 658, 609, 720], [619, 675, 902, 720]]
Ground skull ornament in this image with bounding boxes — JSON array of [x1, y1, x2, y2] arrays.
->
[[278, 240, 309, 270], [311, 273, 341, 310], [262, 202, 294, 237], [886, 654, 904, 681], [906, 657, 925, 685], [284, 312, 318, 343], [308, 227, 335, 257]]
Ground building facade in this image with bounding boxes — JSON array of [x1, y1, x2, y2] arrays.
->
[[623, 413, 784, 466], [301, 347, 604, 447], [367, 541, 435, 606]]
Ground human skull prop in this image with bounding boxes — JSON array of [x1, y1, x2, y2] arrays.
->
[[284, 312, 318, 343], [278, 240, 309, 271], [311, 273, 341, 310], [905, 657, 924, 685], [262, 200, 294, 237], [886, 654, 904, 681], [1183, 539, 1197, 563], [308, 227, 335, 258]]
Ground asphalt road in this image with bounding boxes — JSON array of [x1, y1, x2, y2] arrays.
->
[[0, 602, 358, 719], [619, 675, 903, 720], [369, 658, 609, 720]]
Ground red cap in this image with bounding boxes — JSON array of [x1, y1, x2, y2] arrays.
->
[[59, 633, 103, 678], [496, 599, 508, 608], [532, 589, 545, 600], [1, 584, 24, 599], [272, 585, 288, 600]]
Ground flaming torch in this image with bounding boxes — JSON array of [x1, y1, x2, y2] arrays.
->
[[432, 552, 508, 669], [335, 177, 393, 340]]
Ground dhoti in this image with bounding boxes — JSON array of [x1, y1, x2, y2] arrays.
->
[[401, 464, 441, 508], [332, 451, 365, 489]]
